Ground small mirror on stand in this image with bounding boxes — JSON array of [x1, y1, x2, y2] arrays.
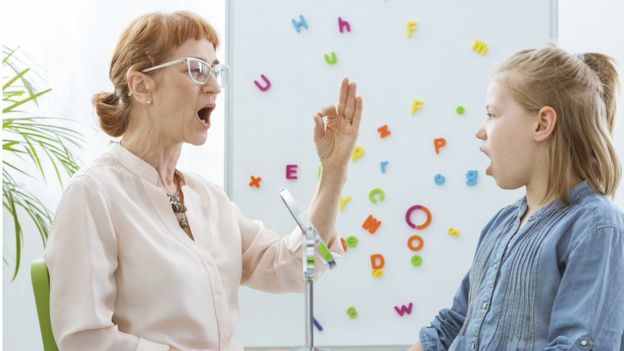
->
[[279, 188, 337, 351]]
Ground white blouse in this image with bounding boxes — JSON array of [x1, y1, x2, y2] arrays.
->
[[45, 142, 343, 351]]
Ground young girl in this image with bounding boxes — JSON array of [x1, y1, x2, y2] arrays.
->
[[410, 45, 623, 350]]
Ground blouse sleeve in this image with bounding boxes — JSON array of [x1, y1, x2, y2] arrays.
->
[[545, 225, 624, 350], [44, 174, 170, 351], [234, 202, 345, 292]]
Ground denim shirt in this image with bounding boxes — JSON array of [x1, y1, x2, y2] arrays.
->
[[420, 182, 624, 350]]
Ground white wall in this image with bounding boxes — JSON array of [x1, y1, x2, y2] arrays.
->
[[558, 0, 624, 205], [1, 0, 622, 350]]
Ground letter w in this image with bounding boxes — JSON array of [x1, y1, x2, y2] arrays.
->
[[362, 214, 381, 234], [394, 302, 413, 317]]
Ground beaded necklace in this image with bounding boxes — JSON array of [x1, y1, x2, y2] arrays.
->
[[166, 175, 189, 229]]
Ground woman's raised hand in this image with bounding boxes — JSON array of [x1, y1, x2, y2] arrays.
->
[[313, 77, 363, 176]]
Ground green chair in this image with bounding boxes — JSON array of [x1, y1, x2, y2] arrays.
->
[[31, 259, 59, 351]]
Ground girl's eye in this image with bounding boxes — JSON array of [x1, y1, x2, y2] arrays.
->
[[486, 112, 496, 119]]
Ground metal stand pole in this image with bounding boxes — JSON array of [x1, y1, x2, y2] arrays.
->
[[279, 188, 334, 351], [293, 279, 329, 351]]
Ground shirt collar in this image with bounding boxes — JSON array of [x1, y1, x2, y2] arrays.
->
[[568, 180, 594, 203], [516, 181, 594, 221], [105, 141, 186, 186]]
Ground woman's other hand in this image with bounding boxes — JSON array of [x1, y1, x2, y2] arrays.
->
[[313, 77, 363, 177]]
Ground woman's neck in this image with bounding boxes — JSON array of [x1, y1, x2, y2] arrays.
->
[[120, 123, 182, 193]]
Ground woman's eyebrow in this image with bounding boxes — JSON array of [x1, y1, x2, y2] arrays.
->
[[189, 56, 220, 66]]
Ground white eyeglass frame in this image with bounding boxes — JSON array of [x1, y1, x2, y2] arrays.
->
[[141, 57, 228, 86]]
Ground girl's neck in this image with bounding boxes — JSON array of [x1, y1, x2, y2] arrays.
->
[[522, 167, 582, 227]]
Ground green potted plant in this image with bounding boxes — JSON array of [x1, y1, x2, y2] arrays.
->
[[2, 45, 84, 281]]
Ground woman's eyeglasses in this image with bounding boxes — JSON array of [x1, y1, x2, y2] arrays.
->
[[141, 57, 229, 88]]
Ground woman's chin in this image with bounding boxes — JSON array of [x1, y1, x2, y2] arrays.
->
[[187, 134, 208, 146]]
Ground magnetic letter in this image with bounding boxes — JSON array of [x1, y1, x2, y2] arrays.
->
[[370, 253, 385, 270], [254, 74, 271, 91], [406, 21, 418, 37], [338, 17, 351, 33], [434, 137, 446, 154], [286, 164, 298, 180], [351, 146, 364, 161], [292, 15, 308, 33], [362, 214, 382, 234]]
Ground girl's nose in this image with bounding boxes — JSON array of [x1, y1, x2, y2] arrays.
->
[[475, 122, 486, 140]]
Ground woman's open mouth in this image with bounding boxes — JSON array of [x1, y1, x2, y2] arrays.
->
[[197, 106, 214, 128]]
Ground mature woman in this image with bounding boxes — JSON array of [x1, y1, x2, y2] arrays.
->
[[45, 11, 363, 351]]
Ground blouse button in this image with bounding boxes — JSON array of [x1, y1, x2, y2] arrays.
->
[[577, 336, 593, 348]]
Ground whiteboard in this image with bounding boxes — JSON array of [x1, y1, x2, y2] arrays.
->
[[225, 0, 557, 347]]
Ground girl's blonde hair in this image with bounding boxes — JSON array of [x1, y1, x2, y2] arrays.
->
[[496, 44, 621, 203], [92, 11, 219, 137]]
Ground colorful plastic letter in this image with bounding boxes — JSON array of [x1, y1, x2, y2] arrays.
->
[[377, 124, 391, 138], [405, 205, 432, 230], [411, 255, 423, 267], [434, 173, 446, 185], [369, 188, 385, 203], [434, 137, 446, 154], [362, 214, 382, 234], [351, 146, 364, 161], [286, 164, 298, 180], [346, 235, 359, 248], [407, 235, 424, 251], [406, 21, 418, 37], [249, 176, 262, 188], [339, 195, 352, 211], [338, 17, 351, 33], [466, 170, 479, 186], [472, 39, 488, 55], [448, 227, 460, 237], [411, 99, 424, 114], [292, 15, 308, 33], [324, 52, 337, 64], [370, 253, 385, 270], [394, 302, 413, 316], [312, 317, 323, 331], [254, 74, 271, 92], [346, 306, 358, 319], [380, 161, 389, 174]]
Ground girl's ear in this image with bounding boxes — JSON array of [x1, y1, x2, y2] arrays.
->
[[533, 106, 557, 142]]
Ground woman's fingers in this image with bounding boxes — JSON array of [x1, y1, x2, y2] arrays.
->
[[337, 78, 349, 118], [321, 105, 338, 120], [313, 113, 325, 141], [344, 83, 357, 122], [351, 96, 363, 130]]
